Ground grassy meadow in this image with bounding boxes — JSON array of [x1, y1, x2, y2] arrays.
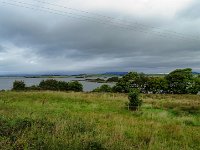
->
[[0, 91, 200, 150]]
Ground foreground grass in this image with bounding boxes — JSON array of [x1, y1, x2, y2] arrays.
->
[[0, 91, 200, 150]]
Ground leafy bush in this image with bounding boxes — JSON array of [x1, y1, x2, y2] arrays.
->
[[12, 80, 26, 91], [112, 84, 125, 93], [39, 79, 59, 91], [57, 81, 69, 91], [68, 81, 83, 92], [128, 89, 142, 111], [93, 84, 112, 92], [112, 80, 131, 93], [38, 80, 82, 92]]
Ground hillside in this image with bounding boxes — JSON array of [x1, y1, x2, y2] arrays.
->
[[0, 92, 200, 149]]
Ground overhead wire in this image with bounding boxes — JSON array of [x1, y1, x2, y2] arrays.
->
[[0, 0, 199, 42], [20, 0, 200, 40]]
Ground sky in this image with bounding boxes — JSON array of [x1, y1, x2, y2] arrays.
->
[[0, 0, 200, 75]]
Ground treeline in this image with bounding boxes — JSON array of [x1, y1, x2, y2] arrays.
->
[[12, 79, 83, 92], [93, 68, 200, 94], [85, 77, 119, 83]]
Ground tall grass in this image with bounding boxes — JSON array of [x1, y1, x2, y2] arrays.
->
[[0, 91, 200, 149]]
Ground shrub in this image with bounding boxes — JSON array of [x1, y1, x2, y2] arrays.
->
[[112, 81, 132, 93], [128, 89, 142, 111], [12, 81, 26, 91], [68, 81, 83, 92], [112, 85, 123, 93], [93, 84, 112, 92], [37, 80, 69, 91], [57, 81, 69, 91], [39, 79, 59, 91]]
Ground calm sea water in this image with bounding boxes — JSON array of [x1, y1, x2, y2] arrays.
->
[[0, 77, 114, 92]]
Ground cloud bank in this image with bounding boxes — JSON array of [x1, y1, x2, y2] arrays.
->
[[0, 0, 200, 74]]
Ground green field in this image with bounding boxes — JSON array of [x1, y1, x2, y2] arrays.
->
[[0, 91, 200, 150]]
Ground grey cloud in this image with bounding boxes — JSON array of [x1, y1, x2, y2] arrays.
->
[[0, 0, 200, 74], [177, 1, 200, 19], [0, 45, 5, 52]]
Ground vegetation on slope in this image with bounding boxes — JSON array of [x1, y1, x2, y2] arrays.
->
[[12, 68, 200, 94], [0, 91, 200, 149], [94, 68, 200, 94]]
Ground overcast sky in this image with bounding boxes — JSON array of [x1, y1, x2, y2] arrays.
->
[[0, 0, 200, 74]]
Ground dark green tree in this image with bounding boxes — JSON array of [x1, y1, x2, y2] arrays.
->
[[39, 79, 59, 91], [68, 81, 83, 92], [112, 72, 140, 93], [145, 77, 168, 94], [112, 72, 149, 93], [57, 81, 69, 91], [165, 68, 193, 94], [112, 80, 131, 93], [12, 80, 26, 91], [188, 78, 200, 94]]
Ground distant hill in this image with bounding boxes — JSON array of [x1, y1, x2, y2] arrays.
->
[[103, 72, 128, 76], [192, 72, 200, 75]]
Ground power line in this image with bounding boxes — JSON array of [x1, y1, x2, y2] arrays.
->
[[28, 0, 113, 20], [0, 0, 199, 42], [16, 0, 200, 40], [0, 1, 165, 36], [0, 1, 151, 35]]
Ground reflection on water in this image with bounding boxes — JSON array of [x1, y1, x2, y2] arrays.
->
[[0, 77, 115, 92]]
